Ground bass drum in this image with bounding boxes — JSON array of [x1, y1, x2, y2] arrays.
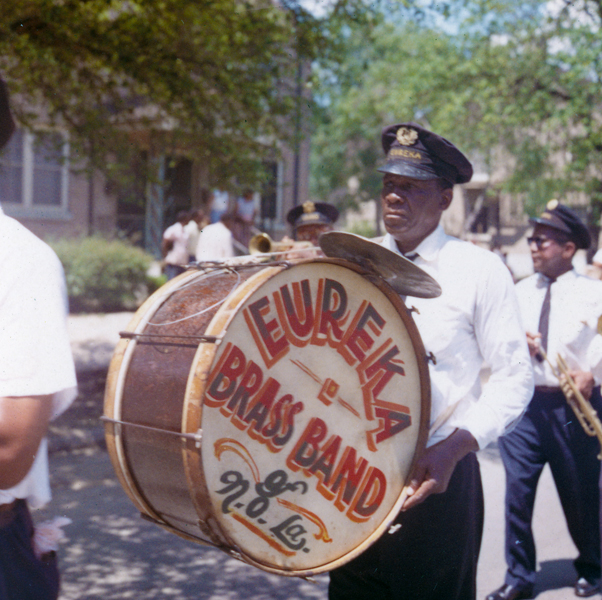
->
[[104, 258, 430, 577]]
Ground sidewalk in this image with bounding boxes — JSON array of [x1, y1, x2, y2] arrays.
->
[[68, 311, 135, 375]]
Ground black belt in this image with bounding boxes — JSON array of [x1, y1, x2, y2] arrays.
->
[[535, 386, 561, 394]]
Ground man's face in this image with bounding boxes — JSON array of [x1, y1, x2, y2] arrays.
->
[[529, 224, 575, 278], [296, 223, 332, 245], [381, 174, 452, 253]]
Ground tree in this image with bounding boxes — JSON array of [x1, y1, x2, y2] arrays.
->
[[312, 0, 602, 247], [0, 0, 376, 189], [310, 17, 464, 218]]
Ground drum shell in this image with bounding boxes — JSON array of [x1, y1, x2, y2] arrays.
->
[[104, 259, 430, 575]]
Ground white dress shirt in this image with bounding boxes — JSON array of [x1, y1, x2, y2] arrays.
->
[[515, 269, 602, 387], [0, 210, 77, 508], [382, 226, 533, 449], [163, 222, 189, 266], [195, 221, 235, 261]]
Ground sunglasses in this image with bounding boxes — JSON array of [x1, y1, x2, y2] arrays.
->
[[527, 236, 556, 250]]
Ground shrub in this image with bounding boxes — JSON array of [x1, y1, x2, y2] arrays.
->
[[49, 236, 155, 313]]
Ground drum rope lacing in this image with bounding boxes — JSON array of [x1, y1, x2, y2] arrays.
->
[[145, 261, 290, 328], [146, 266, 243, 327]]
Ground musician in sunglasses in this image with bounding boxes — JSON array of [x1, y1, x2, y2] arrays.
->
[[0, 81, 77, 599], [329, 123, 534, 600], [487, 201, 602, 600]]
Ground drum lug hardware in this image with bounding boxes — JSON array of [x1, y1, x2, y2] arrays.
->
[[388, 523, 402, 534], [408, 305, 420, 315], [101, 416, 206, 444], [426, 352, 437, 365], [193, 429, 202, 448]]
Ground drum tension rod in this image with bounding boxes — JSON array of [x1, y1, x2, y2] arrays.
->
[[100, 416, 203, 446], [119, 331, 219, 347]]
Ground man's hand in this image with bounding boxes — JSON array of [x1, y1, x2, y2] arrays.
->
[[401, 429, 479, 511], [0, 395, 53, 489], [561, 370, 595, 401], [526, 332, 542, 358]]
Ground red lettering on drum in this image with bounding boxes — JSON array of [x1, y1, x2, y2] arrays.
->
[[286, 418, 387, 522], [347, 466, 387, 522], [311, 279, 350, 347], [366, 404, 412, 452], [338, 301, 386, 366], [331, 447, 368, 511], [244, 296, 289, 368], [243, 378, 280, 434], [317, 378, 339, 406], [273, 280, 315, 346], [205, 343, 304, 452], [205, 343, 247, 406]]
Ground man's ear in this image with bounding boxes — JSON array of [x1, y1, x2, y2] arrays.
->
[[440, 186, 453, 211], [561, 240, 577, 260]]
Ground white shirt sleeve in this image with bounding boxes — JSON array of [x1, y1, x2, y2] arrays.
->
[[454, 261, 534, 448]]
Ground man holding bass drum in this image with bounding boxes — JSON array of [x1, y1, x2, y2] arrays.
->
[[328, 122, 534, 600]]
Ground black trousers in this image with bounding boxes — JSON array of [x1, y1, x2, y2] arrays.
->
[[0, 500, 59, 600], [329, 453, 484, 600], [499, 388, 602, 589]]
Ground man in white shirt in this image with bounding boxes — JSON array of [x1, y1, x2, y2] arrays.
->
[[488, 201, 602, 600], [195, 213, 235, 262], [161, 210, 190, 280], [0, 79, 77, 600], [328, 123, 533, 600]]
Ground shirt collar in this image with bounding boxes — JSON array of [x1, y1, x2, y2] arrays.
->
[[536, 268, 576, 286], [382, 224, 447, 262]]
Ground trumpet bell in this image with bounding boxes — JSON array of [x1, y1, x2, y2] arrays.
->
[[249, 233, 274, 254]]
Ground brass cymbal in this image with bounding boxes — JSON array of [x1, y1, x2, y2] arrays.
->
[[319, 231, 442, 299]]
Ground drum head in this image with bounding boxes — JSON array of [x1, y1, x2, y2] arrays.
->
[[194, 260, 429, 574]]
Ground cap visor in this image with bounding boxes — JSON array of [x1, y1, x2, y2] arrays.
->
[[528, 217, 572, 235], [376, 160, 438, 180]]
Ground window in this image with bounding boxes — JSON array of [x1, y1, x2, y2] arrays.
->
[[0, 129, 69, 217]]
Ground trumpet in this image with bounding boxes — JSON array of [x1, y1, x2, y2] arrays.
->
[[249, 233, 314, 256], [539, 347, 602, 459]]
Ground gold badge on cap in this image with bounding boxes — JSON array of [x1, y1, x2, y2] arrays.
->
[[302, 201, 316, 214], [396, 127, 419, 146], [547, 199, 559, 210]]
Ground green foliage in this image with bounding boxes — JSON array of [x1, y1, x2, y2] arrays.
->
[[344, 219, 377, 238], [0, 0, 381, 190], [49, 236, 154, 313], [311, 0, 602, 231]]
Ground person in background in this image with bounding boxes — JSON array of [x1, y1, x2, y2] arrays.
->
[[286, 201, 339, 247], [195, 212, 235, 262], [161, 210, 190, 280], [232, 188, 257, 248], [328, 122, 533, 600], [185, 208, 208, 263], [487, 201, 602, 600], [588, 247, 602, 280], [210, 189, 230, 224], [0, 78, 77, 600]]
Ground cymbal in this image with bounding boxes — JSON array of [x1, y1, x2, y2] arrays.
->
[[318, 231, 442, 299]]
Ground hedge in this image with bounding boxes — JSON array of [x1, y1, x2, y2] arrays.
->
[[49, 236, 163, 313]]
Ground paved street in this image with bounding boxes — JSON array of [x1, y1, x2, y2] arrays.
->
[[34, 313, 597, 600]]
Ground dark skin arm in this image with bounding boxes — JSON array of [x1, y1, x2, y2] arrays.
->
[[401, 428, 479, 511], [0, 395, 53, 489]]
